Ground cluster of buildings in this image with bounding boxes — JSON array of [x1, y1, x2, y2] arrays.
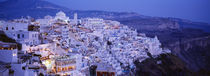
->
[[0, 11, 170, 76]]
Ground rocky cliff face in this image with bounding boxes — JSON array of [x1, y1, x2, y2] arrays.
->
[[168, 36, 210, 71], [138, 28, 210, 75], [135, 54, 192, 76], [135, 53, 210, 76], [114, 17, 180, 31]]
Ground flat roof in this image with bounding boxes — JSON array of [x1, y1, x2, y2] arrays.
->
[[95, 63, 115, 72]]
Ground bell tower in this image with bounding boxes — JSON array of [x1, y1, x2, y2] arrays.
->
[[74, 13, 78, 25]]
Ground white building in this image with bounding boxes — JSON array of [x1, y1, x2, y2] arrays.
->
[[2, 22, 28, 32], [41, 54, 82, 75], [1, 21, 40, 46], [0, 63, 10, 76], [73, 13, 78, 25], [147, 36, 163, 56], [0, 41, 18, 63], [11, 63, 38, 76], [81, 18, 105, 28], [61, 26, 69, 39], [54, 11, 70, 23], [25, 31, 40, 46], [7, 31, 40, 46]]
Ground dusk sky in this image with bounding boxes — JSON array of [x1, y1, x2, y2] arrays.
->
[[46, 0, 210, 23], [1, 0, 210, 23]]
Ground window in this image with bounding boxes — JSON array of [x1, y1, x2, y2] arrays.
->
[[22, 67, 25, 70], [17, 34, 20, 39], [6, 27, 8, 30], [22, 34, 24, 38], [12, 27, 14, 30]]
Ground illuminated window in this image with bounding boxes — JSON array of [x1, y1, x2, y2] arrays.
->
[[62, 68, 65, 71], [72, 66, 76, 69], [65, 67, 68, 71], [57, 67, 61, 72], [68, 66, 72, 70]]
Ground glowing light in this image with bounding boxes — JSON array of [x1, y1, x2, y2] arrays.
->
[[13, 53, 17, 56], [84, 56, 89, 59], [46, 48, 50, 51], [69, 49, 72, 52], [43, 60, 51, 68], [72, 66, 76, 69]]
